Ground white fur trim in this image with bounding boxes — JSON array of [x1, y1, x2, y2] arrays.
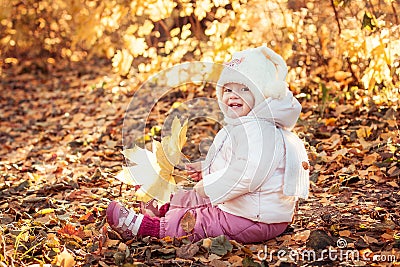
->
[[263, 81, 288, 100]]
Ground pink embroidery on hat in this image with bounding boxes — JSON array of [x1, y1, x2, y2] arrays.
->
[[225, 57, 244, 68]]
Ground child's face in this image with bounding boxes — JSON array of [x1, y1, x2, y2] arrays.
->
[[221, 82, 255, 118]]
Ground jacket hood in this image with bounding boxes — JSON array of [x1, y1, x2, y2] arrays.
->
[[223, 90, 302, 130]]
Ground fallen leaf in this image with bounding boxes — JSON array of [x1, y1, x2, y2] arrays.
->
[[387, 181, 399, 188], [176, 243, 199, 259], [363, 235, 379, 244], [339, 230, 351, 237], [362, 153, 378, 166], [58, 224, 85, 241], [388, 166, 400, 177], [210, 235, 233, 256], [334, 70, 352, 81], [55, 247, 75, 267], [293, 230, 311, 242], [242, 256, 259, 267], [46, 233, 61, 248], [180, 211, 196, 233], [78, 212, 95, 225], [356, 126, 372, 139], [210, 259, 228, 267], [381, 233, 394, 241], [228, 255, 243, 266], [118, 242, 128, 252], [36, 208, 55, 215], [306, 230, 335, 250], [325, 117, 336, 126]]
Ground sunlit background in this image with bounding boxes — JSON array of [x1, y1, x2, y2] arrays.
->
[[1, 0, 399, 105]]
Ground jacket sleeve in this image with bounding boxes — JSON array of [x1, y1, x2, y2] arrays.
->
[[202, 121, 284, 205]]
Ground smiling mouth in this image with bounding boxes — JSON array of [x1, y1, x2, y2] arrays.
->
[[228, 103, 243, 108]]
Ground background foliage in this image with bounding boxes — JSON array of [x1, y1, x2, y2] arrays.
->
[[1, 0, 399, 105]]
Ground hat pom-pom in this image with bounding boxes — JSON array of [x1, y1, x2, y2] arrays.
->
[[263, 81, 288, 99]]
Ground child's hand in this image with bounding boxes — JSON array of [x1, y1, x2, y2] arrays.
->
[[194, 180, 207, 198], [185, 162, 203, 181]]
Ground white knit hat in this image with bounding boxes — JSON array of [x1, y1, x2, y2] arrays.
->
[[216, 46, 288, 106]]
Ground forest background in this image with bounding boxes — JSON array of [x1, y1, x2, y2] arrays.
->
[[1, 0, 400, 266]]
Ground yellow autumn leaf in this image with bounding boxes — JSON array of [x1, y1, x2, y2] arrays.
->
[[356, 126, 372, 139], [155, 117, 188, 180], [36, 208, 55, 215], [115, 117, 188, 204]]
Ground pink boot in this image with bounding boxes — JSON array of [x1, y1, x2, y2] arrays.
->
[[106, 201, 144, 240]]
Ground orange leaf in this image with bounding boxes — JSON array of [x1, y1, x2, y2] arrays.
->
[[79, 212, 95, 225], [325, 118, 336, 126], [58, 224, 85, 239], [339, 230, 351, 237], [362, 153, 378, 166]]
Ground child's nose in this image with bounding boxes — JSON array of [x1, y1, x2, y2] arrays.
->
[[229, 93, 239, 99]]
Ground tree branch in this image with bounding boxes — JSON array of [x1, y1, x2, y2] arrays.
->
[[330, 0, 342, 35]]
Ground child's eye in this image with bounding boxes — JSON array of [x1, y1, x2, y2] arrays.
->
[[223, 88, 232, 93], [241, 87, 250, 91]]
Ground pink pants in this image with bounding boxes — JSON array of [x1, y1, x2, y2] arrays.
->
[[159, 190, 288, 244]]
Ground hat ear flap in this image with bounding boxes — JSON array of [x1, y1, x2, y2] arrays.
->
[[263, 81, 288, 99]]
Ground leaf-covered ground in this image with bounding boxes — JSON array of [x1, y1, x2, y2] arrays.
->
[[1, 61, 399, 266]]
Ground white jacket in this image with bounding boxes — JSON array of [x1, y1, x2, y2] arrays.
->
[[202, 91, 309, 223]]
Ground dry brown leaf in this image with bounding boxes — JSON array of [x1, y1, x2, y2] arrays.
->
[[293, 230, 311, 242], [362, 153, 378, 166], [228, 255, 243, 266], [363, 235, 379, 245], [386, 181, 399, 188], [176, 243, 199, 259], [180, 211, 196, 233], [381, 233, 394, 241], [339, 230, 351, 237], [388, 166, 400, 177], [356, 126, 372, 139], [209, 259, 228, 267]]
